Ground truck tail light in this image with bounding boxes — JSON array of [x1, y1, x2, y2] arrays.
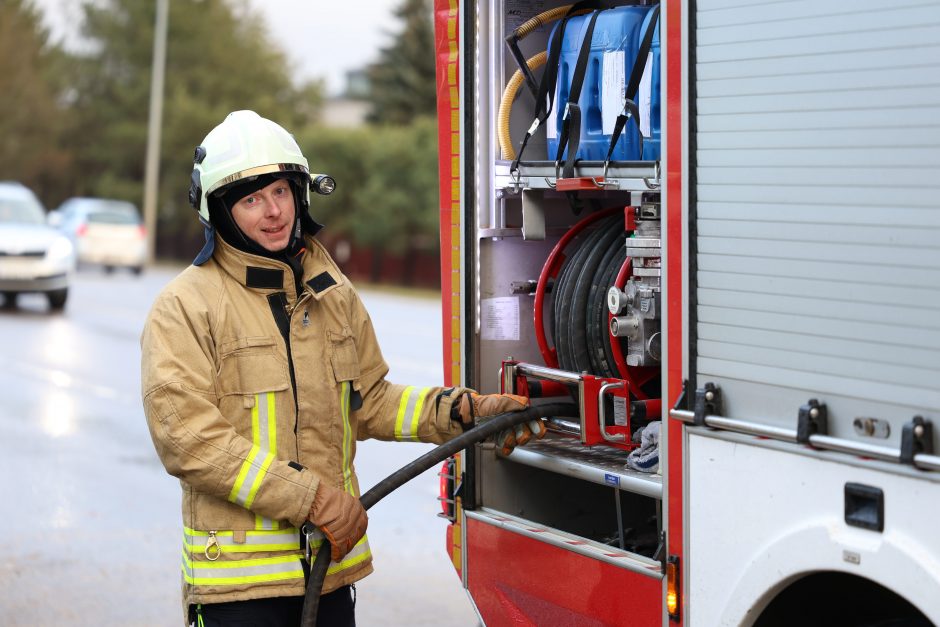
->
[[667, 555, 681, 621], [437, 457, 456, 521]]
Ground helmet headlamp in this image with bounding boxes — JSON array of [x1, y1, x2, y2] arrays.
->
[[311, 174, 336, 196]]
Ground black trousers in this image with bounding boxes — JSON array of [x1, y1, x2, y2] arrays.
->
[[193, 585, 355, 627]]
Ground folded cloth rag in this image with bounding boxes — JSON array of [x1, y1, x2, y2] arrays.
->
[[626, 421, 661, 473]]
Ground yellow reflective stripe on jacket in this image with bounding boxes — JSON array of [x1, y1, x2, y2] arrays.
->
[[394, 386, 430, 441], [183, 527, 300, 553], [181, 551, 304, 585], [229, 393, 276, 511], [340, 382, 354, 493], [308, 533, 372, 575]]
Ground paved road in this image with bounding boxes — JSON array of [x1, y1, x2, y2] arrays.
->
[[0, 266, 479, 626]]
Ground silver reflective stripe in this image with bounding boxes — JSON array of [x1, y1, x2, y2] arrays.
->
[[394, 386, 429, 441], [307, 534, 373, 574], [229, 393, 276, 509], [327, 537, 371, 574], [184, 528, 300, 552], [255, 392, 277, 530], [182, 553, 304, 585], [401, 390, 419, 440]]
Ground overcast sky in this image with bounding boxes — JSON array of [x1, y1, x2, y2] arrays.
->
[[31, 0, 398, 95]]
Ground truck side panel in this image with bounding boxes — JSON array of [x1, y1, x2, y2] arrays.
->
[[687, 430, 940, 626], [691, 0, 940, 443], [466, 512, 663, 626]]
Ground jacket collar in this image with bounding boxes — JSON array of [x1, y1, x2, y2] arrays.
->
[[211, 233, 344, 301]]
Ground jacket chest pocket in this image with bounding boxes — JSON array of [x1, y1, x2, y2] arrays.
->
[[328, 328, 360, 383], [217, 336, 290, 404]]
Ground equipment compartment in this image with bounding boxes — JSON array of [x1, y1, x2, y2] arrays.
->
[[465, 0, 665, 561]]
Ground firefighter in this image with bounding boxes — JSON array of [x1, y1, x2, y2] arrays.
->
[[141, 110, 542, 627]]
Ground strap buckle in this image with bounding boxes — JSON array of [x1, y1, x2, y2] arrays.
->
[[301, 522, 319, 563]]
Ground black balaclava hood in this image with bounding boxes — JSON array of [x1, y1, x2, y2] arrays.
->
[[208, 173, 309, 294], [210, 174, 301, 255]]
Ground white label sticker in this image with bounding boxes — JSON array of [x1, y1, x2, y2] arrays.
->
[[506, 0, 548, 32], [602, 50, 626, 136], [481, 297, 520, 341], [639, 55, 652, 138], [613, 396, 628, 427]]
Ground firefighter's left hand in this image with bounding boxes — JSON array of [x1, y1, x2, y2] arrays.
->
[[457, 392, 546, 455]]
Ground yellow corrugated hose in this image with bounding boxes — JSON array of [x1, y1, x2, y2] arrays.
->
[[498, 50, 547, 160], [498, 4, 579, 160], [515, 4, 572, 38]]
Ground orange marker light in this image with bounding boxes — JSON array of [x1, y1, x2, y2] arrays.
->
[[667, 556, 680, 621]]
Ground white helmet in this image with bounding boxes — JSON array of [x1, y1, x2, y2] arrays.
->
[[188, 110, 312, 225]]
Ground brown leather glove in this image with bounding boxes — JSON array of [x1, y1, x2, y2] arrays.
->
[[457, 392, 545, 455], [309, 482, 368, 563]]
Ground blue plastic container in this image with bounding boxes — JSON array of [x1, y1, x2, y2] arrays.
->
[[546, 5, 661, 163], [640, 6, 661, 161]]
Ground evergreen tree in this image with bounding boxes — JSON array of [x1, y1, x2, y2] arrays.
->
[[367, 0, 436, 125], [61, 0, 324, 254], [0, 0, 70, 204]]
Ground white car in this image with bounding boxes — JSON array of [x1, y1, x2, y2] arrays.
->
[[0, 182, 76, 310], [52, 197, 148, 274]]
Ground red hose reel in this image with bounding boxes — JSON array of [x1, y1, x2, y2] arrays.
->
[[527, 205, 660, 447]]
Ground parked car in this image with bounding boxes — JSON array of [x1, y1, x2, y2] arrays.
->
[[51, 197, 148, 274], [0, 182, 75, 310]]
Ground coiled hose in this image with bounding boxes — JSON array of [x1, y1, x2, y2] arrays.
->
[[300, 401, 578, 626], [547, 213, 659, 394]]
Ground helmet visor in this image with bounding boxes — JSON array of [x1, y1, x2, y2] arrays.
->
[[205, 163, 309, 197]]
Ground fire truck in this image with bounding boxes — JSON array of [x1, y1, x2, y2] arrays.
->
[[431, 0, 940, 625]]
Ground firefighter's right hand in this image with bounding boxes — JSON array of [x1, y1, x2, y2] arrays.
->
[[457, 392, 546, 456], [309, 482, 368, 563]]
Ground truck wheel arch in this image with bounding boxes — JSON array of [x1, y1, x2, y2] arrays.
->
[[711, 522, 937, 627]]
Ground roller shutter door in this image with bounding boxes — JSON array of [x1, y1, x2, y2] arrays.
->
[[693, 0, 940, 442]]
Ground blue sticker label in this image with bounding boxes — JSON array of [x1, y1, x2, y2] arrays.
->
[[605, 473, 620, 487]]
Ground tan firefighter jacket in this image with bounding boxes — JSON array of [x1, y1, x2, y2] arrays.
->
[[141, 234, 465, 616]]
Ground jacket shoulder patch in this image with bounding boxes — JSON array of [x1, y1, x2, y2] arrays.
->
[[307, 272, 337, 294]]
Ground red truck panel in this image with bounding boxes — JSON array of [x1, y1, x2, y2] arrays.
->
[[466, 517, 663, 626]]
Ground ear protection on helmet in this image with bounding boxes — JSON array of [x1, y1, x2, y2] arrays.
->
[[188, 146, 207, 212]]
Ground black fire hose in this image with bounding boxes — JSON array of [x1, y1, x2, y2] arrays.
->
[[300, 401, 578, 626]]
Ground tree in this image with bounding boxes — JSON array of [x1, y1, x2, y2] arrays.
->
[[367, 0, 436, 125], [298, 117, 439, 284], [62, 0, 324, 255], [0, 0, 71, 204]]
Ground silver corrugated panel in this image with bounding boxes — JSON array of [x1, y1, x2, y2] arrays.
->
[[694, 0, 940, 443]]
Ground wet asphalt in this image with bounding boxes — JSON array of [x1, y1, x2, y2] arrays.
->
[[0, 266, 478, 626]]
